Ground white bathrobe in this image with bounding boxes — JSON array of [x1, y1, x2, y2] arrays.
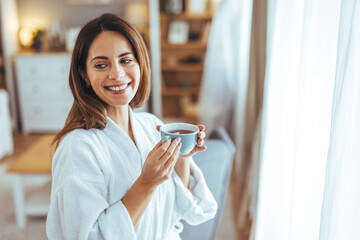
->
[[46, 109, 217, 240]]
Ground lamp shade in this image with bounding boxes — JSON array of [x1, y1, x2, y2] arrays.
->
[[19, 27, 37, 47]]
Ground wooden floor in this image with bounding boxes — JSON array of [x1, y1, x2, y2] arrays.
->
[[1, 133, 252, 240]]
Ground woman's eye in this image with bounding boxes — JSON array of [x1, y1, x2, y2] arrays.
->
[[95, 64, 106, 69], [121, 59, 132, 64]]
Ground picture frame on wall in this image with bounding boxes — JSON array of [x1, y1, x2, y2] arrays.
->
[[167, 20, 189, 44], [65, 0, 113, 5]]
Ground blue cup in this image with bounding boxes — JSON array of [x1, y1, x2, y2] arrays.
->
[[160, 123, 200, 155]]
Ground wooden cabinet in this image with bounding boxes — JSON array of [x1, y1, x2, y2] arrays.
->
[[159, 10, 213, 123], [14, 53, 73, 133]]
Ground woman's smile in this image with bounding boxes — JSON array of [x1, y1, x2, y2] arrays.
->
[[104, 82, 132, 94]]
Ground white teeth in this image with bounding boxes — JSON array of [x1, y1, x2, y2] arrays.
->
[[107, 84, 128, 91]]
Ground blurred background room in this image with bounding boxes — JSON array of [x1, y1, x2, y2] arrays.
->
[[1, 0, 359, 239]]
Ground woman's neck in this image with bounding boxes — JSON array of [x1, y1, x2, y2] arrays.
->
[[107, 105, 130, 134], [107, 105, 136, 146]]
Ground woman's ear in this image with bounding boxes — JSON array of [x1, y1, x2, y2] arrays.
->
[[79, 68, 90, 87]]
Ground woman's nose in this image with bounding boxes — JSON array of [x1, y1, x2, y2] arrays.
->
[[108, 66, 125, 80]]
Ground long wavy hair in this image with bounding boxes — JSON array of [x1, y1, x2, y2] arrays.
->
[[52, 13, 151, 149]]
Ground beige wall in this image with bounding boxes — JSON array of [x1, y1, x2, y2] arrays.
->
[[16, 0, 145, 29]]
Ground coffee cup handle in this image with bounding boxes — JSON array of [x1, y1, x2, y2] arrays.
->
[[162, 135, 170, 144]]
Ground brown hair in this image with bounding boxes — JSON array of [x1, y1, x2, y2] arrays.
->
[[53, 13, 151, 149]]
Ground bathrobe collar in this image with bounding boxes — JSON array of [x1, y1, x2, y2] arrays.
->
[[104, 107, 144, 165]]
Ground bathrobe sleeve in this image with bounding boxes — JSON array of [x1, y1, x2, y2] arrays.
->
[[46, 132, 136, 240], [172, 157, 218, 225]]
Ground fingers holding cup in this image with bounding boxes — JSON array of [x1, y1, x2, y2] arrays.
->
[[197, 125, 206, 147]]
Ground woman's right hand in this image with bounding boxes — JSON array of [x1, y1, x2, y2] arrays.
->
[[123, 137, 181, 226], [138, 137, 182, 188]]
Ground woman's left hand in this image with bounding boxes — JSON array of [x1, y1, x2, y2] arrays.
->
[[156, 124, 207, 160]]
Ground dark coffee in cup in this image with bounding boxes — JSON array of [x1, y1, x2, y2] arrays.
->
[[167, 129, 195, 134]]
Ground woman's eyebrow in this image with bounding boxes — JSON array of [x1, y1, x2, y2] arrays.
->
[[119, 52, 133, 57], [91, 52, 133, 62], [91, 56, 108, 62]]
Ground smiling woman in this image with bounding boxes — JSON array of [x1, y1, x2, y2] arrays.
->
[[51, 14, 151, 140], [46, 13, 217, 240]]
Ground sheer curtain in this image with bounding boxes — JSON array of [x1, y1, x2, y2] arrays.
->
[[254, 0, 341, 239], [199, 0, 255, 232], [254, 0, 360, 239], [201, 0, 360, 238], [199, 0, 253, 150], [319, 0, 360, 239], [199, 2, 254, 231]]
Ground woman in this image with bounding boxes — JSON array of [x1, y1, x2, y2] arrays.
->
[[46, 13, 217, 239]]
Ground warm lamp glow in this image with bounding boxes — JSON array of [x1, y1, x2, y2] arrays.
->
[[19, 27, 38, 47]]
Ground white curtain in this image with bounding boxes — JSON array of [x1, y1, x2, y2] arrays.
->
[[255, 0, 360, 239], [254, 0, 341, 239], [199, 0, 253, 149], [319, 0, 360, 239], [200, 0, 268, 233]]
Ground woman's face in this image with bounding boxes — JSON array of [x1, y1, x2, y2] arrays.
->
[[85, 31, 140, 109]]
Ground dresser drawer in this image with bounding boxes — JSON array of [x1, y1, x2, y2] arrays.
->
[[14, 53, 73, 133], [15, 55, 71, 84], [21, 101, 73, 133], [20, 82, 72, 102]]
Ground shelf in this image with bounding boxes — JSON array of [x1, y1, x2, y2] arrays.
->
[[160, 12, 213, 21], [180, 96, 199, 119], [159, 4, 214, 123], [162, 41, 207, 49], [162, 63, 203, 72], [162, 87, 199, 96]]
